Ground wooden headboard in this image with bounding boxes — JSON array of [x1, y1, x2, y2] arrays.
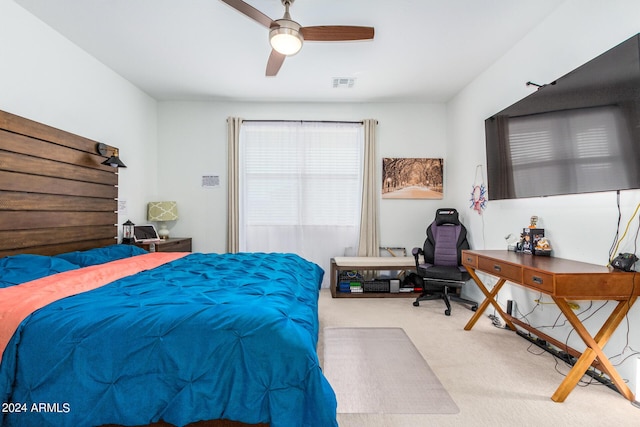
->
[[0, 109, 119, 257]]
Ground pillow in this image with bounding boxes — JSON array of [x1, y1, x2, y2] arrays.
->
[[0, 254, 79, 288], [55, 244, 148, 267]]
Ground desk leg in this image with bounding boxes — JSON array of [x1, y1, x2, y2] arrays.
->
[[463, 268, 514, 331], [551, 297, 636, 402]]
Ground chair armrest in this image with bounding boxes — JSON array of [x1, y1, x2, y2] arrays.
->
[[412, 247, 423, 268]]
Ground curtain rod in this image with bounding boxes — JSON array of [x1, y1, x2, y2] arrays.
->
[[233, 119, 378, 125]]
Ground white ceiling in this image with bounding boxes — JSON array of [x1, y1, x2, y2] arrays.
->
[[15, 0, 566, 103]]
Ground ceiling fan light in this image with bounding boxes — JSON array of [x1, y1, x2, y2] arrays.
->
[[269, 23, 303, 56]]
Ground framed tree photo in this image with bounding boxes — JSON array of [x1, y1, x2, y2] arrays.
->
[[382, 158, 443, 199]]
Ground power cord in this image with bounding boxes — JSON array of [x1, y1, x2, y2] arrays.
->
[[608, 190, 621, 262], [488, 314, 503, 328], [608, 198, 640, 266]]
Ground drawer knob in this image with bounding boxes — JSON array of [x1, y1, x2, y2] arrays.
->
[[493, 264, 502, 272], [532, 276, 543, 285]]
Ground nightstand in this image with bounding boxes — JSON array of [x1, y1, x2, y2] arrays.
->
[[136, 237, 192, 253]]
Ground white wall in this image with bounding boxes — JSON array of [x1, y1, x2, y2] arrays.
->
[[447, 0, 640, 396], [0, 0, 158, 232], [157, 101, 451, 255]]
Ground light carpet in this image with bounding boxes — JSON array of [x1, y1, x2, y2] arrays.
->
[[323, 327, 459, 414]]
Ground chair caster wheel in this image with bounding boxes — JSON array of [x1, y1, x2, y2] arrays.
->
[[471, 306, 478, 312], [445, 309, 451, 316], [413, 301, 419, 307]]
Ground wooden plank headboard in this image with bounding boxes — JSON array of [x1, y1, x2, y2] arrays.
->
[[0, 109, 119, 257]]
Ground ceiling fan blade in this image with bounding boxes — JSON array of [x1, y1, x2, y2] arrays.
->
[[220, 0, 274, 28], [266, 50, 286, 76], [300, 26, 374, 41]]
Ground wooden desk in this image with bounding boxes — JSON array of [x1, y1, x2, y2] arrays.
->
[[461, 249, 638, 403]]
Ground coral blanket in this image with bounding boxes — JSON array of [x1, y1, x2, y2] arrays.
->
[[0, 252, 186, 361]]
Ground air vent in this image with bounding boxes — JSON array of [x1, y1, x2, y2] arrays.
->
[[332, 77, 356, 88]]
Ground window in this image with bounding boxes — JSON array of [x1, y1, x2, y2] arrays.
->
[[239, 121, 364, 286]]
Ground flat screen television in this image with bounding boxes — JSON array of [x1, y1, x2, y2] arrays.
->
[[485, 33, 640, 200]]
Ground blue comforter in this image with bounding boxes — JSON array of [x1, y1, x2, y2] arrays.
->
[[0, 252, 337, 427]]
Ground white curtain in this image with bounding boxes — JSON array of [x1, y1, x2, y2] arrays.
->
[[239, 121, 364, 287], [226, 117, 242, 253], [358, 119, 379, 256]]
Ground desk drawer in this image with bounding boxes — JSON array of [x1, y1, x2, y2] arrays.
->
[[523, 269, 553, 293], [478, 258, 522, 282], [462, 253, 478, 268]]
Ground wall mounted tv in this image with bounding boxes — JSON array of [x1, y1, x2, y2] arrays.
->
[[485, 33, 640, 200]]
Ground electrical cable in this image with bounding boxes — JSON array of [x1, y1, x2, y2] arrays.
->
[[533, 298, 580, 310], [608, 272, 640, 367], [608, 191, 622, 261], [512, 300, 531, 325], [481, 211, 486, 250], [488, 314, 503, 328], [529, 298, 593, 330], [516, 311, 624, 391], [633, 210, 640, 256], [563, 301, 609, 356], [608, 200, 640, 266], [526, 342, 546, 356], [513, 275, 638, 392]]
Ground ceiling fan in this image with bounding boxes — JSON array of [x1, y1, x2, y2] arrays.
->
[[220, 0, 375, 76]]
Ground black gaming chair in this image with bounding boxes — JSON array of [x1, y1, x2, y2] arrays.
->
[[411, 208, 478, 316]]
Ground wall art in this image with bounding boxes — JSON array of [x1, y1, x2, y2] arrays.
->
[[382, 158, 443, 199]]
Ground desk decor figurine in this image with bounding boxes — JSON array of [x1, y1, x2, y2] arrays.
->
[[517, 215, 549, 255]]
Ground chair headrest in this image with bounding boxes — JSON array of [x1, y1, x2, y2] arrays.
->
[[434, 208, 460, 226]]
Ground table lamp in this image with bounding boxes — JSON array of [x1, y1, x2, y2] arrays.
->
[[147, 201, 178, 239]]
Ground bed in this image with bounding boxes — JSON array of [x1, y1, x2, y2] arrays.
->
[[0, 110, 337, 427]]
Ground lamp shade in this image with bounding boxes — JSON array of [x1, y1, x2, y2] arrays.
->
[[102, 155, 127, 168], [147, 201, 178, 221], [97, 143, 126, 168]]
